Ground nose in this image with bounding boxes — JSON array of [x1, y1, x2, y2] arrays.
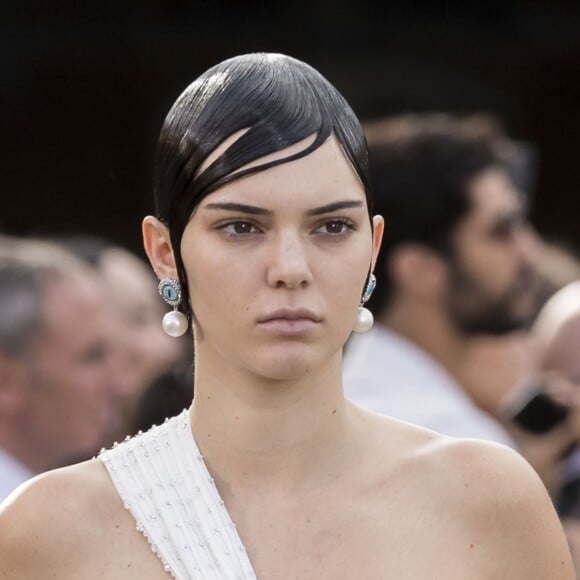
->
[[515, 223, 542, 267], [266, 230, 313, 289]]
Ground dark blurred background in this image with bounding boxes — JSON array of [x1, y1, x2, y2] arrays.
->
[[2, 0, 579, 256]]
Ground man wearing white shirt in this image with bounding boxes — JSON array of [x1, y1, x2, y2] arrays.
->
[[0, 447, 32, 502], [344, 325, 516, 446], [0, 239, 123, 503], [344, 114, 538, 447]]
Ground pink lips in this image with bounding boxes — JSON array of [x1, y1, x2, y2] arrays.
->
[[257, 308, 321, 335]]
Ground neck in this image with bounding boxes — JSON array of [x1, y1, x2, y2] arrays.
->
[[380, 298, 472, 386], [190, 350, 354, 498]]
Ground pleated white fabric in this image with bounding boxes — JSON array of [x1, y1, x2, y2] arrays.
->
[[99, 409, 256, 580]]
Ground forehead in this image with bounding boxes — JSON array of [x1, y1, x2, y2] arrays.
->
[[100, 250, 157, 303], [466, 168, 522, 222], [197, 136, 366, 211], [41, 274, 105, 335]]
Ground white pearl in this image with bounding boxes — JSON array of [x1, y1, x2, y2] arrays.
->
[[162, 310, 189, 337], [352, 306, 374, 333]]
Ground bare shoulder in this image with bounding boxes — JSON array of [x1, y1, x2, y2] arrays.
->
[[354, 410, 574, 578], [401, 424, 573, 578], [431, 438, 574, 578], [0, 459, 125, 578], [425, 435, 562, 517]]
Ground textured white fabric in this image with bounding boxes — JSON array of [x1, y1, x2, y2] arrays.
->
[[99, 410, 256, 580], [0, 447, 33, 504], [343, 325, 516, 446]]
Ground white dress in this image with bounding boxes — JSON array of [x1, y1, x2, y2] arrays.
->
[[99, 409, 256, 580]]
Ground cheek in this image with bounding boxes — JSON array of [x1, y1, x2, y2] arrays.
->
[[455, 242, 507, 287], [43, 375, 81, 411], [482, 252, 517, 291], [475, 239, 516, 271], [187, 263, 250, 327], [320, 256, 369, 311], [185, 238, 257, 305]]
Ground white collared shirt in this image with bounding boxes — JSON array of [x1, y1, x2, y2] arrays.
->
[[343, 325, 516, 447], [0, 447, 33, 504]]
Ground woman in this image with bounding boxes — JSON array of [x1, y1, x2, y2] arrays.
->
[[0, 53, 573, 579]]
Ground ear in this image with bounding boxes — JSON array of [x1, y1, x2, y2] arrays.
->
[[389, 243, 446, 299], [142, 216, 178, 280], [370, 215, 385, 272]]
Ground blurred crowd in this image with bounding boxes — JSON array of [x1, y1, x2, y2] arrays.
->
[[2, 112, 580, 571], [0, 234, 193, 502], [343, 113, 580, 572]]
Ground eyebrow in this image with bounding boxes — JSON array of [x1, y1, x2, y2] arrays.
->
[[306, 200, 364, 216], [203, 202, 272, 215], [203, 200, 364, 216], [493, 206, 525, 223], [486, 209, 525, 233]]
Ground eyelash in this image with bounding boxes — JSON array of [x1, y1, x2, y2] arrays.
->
[[313, 218, 358, 236], [220, 221, 262, 236], [218, 218, 358, 239]]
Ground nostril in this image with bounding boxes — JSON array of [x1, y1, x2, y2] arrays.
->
[[273, 277, 309, 290]]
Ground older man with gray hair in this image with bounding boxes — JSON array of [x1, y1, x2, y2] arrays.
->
[[0, 237, 123, 502]]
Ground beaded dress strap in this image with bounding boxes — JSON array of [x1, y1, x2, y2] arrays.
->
[[99, 410, 256, 580]]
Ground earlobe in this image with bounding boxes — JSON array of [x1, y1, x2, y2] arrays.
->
[[142, 216, 178, 279]]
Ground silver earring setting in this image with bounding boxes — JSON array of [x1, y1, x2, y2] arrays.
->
[[353, 273, 376, 334], [158, 278, 188, 337]]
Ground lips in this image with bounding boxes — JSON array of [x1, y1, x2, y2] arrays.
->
[[258, 308, 320, 323], [257, 308, 321, 334]]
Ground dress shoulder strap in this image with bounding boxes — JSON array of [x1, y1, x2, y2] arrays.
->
[[99, 410, 256, 580]]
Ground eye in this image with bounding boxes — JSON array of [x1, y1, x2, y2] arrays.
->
[[221, 221, 261, 235], [493, 223, 514, 240], [78, 342, 107, 365], [490, 216, 523, 241], [314, 219, 357, 235]]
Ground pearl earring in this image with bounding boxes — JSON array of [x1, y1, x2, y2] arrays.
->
[[158, 278, 188, 337], [353, 273, 376, 334]]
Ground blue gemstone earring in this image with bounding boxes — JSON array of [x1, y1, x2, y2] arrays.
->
[[353, 273, 376, 334], [158, 278, 188, 337]]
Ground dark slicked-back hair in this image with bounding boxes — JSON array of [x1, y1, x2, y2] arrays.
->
[[153, 52, 371, 321], [364, 114, 515, 315]]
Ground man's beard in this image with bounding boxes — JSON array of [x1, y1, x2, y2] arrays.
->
[[445, 260, 539, 337]]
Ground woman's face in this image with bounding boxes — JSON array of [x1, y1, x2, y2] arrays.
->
[[172, 136, 382, 382]]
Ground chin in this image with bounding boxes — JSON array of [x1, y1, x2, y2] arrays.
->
[[250, 347, 322, 383], [257, 361, 316, 383]]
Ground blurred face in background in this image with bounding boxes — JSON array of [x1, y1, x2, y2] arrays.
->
[[98, 248, 183, 400], [20, 272, 123, 463], [444, 168, 540, 336]]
